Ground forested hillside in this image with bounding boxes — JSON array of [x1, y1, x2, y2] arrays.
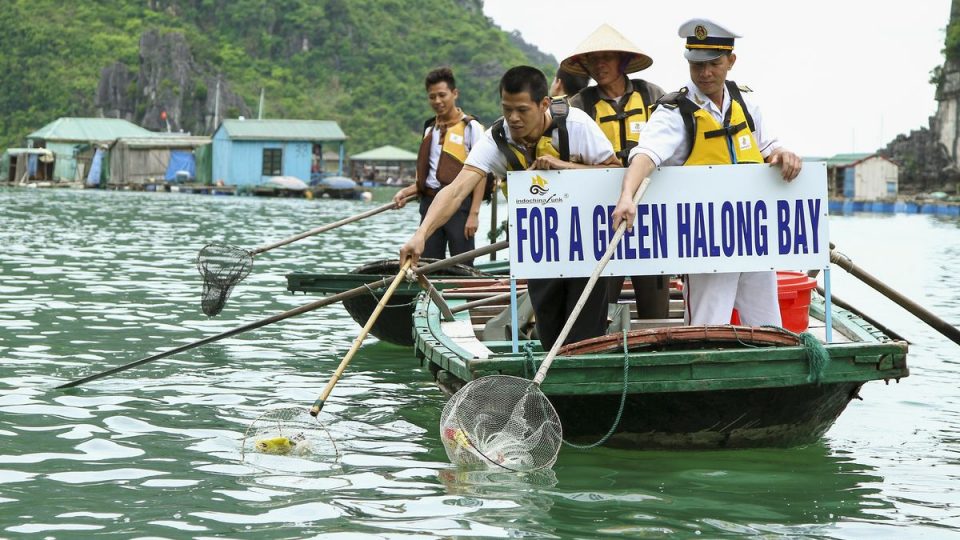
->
[[0, 0, 554, 152]]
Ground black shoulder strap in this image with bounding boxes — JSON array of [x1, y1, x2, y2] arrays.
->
[[631, 79, 653, 115], [652, 87, 695, 144], [422, 117, 436, 134], [548, 97, 570, 162], [725, 80, 755, 132], [677, 99, 699, 157], [491, 118, 525, 171], [653, 87, 687, 109], [655, 88, 698, 158], [578, 86, 600, 118]]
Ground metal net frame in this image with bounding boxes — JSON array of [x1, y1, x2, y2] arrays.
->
[[440, 375, 562, 472], [196, 243, 254, 316], [241, 406, 339, 462]]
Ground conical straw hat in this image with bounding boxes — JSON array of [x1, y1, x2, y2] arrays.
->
[[559, 24, 653, 76]]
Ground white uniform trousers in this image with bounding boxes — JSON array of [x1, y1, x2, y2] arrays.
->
[[683, 271, 782, 326]]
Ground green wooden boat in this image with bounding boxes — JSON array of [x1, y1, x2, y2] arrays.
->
[[412, 283, 909, 449], [287, 258, 509, 346]]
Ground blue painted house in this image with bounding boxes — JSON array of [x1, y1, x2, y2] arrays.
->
[[212, 119, 347, 187], [826, 153, 899, 200]]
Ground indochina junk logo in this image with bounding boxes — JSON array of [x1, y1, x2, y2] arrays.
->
[[529, 175, 548, 195], [515, 174, 565, 205]]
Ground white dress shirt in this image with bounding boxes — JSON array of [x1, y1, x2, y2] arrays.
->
[[628, 80, 781, 167]]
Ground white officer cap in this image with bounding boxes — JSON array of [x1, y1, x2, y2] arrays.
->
[[677, 18, 741, 62]]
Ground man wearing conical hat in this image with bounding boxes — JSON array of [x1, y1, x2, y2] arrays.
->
[[561, 24, 665, 168], [612, 18, 802, 327], [562, 24, 671, 323]]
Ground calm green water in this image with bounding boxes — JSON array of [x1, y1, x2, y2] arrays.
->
[[1, 187, 958, 538]]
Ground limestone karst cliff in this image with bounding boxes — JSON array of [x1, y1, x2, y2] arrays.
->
[[882, 0, 960, 192]]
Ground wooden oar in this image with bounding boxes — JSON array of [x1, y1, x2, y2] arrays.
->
[[251, 196, 414, 255], [815, 285, 906, 342], [830, 247, 960, 346], [56, 240, 508, 390], [309, 260, 412, 417], [534, 178, 650, 385], [450, 291, 513, 314]]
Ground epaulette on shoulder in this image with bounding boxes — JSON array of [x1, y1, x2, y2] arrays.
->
[[737, 84, 753, 93], [655, 87, 688, 109]]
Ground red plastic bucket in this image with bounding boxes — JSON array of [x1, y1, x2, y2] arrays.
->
[[730, 271, 817, 332]]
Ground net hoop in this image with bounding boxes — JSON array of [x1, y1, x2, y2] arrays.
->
[[196, 243, 254, 316], [440, 375, 562, 473], [241, 406, 339, 464]]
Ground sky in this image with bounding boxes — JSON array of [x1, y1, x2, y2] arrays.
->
[[482, 0, 952, 158]]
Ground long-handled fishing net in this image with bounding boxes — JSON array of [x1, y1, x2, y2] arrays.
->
[[56, 241, 508, 391], [440, 375, 561, 471], [241, 406, 339, 464], [439, 179, 650, 472], [310, 261, 413, 417], [197, 244, 253, 316], [196, 198, 412, 317], [239, 262, 414, 462]]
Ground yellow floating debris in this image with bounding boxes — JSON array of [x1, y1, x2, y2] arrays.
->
[[256, 436, 295, 455]]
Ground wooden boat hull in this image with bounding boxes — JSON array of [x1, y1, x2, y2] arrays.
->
[[552, 383, 861, 449], [416, 292, 909, 450]]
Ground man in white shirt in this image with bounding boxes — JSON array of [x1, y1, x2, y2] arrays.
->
[[394, 67, 486, 265], [401, 66, 620, 349], [612, 19, 802, 327]]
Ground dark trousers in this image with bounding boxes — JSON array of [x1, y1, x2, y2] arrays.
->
[[607, 275, 670, 319], [420, 194, 475, 266], [527, 277, 609, 350]]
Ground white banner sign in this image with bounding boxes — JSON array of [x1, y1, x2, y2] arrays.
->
[[507, 163, 829, 279]]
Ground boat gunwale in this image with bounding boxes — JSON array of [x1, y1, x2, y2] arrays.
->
[[413, 291, 909, 396]]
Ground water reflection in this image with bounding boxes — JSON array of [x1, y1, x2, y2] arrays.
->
[[551, 443, 890, 537]]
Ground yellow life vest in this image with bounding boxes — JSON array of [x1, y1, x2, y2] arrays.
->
[[491, 98, 569, 195], [494, 131, 561, 170], [438, 119, 469, 164], [579, 79, 653, 165], [658, 80, 764, 166], [415, 114, 475, 193]]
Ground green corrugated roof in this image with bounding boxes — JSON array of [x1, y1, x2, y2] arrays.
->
[[350, 145, 417, 161], [28, 117, 154, 142], [825, 153, 874, 167], [220, 119, 346, 141]]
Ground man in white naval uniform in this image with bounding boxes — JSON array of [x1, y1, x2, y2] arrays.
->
[[612, 18, 803, 326]]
